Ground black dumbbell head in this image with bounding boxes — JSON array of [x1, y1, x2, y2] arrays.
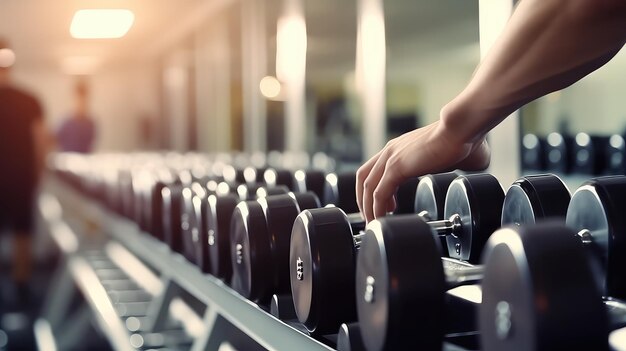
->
[[356, 215, 445, 351], [521, 133, 546, 171], [480, 223, 606, 351], [181, 187, 199, 263], [293, 169, 326, 200], [414, 172, 459, 221], [162, 184, 184, 253], [336, 323, 366, 351], [566, 175, 626, 299], [230, 200, 272, 303], [290, 207, 356, 334], [605, 134, 626, 175], [264, 169, 295, 191], [206, 193, 240, 282], [243, 166, 267, 185], [193, 192, 210, 273], [323, 171, 358, 213], [501, 174, 570, 226], [444, 173, 505, 263], [237, 183, 289, 201], [392, 177, 420, 214], [544, 132, 572, 174]]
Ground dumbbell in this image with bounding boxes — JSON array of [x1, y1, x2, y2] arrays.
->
[[605, 134, 626, 175], [229, 191, 321, 304], [479, 223, 607, 351], [413, 172, 461, 256], [323, 171, 359, 214], [354, 173, 570, 350], [544, 132, 572, 174], [228, 169, 361, 303], [521, 133, 546, 171], [289, 173, 503, 335], [500, 173, 571, 225], [199, 182, 291, 282], [164, 174, 288, 259], [232, 172, 455, 306], [565, 175, 626, 299], [570, 132, 607, 175]]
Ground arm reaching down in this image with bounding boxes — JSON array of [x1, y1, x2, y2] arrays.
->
[[357, 0, 626, 223]]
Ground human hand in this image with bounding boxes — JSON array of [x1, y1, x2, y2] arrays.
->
[[356, 120, 490, 223]]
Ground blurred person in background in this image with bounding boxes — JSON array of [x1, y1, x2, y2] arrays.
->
[[55, 78, 97, 153], [0, 38, 49, 307]]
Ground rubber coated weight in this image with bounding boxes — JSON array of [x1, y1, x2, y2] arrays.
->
[[501, 174, 570, 226], [414, 172, 459, 221], [392, 177, 420, 214], [337, 323, 366, 351], [415, 172, 460, 258], [161, 184, 184, 253], [230, 201, 273, 302], [230, 192, 320, 303], [444, 174, 505, 262], [355, 216, 445, 351], [193, 191, 210, 272], [605, 134, 626, 175], [264, 169, 296, 191], [290, 207, 358, 334], [181, 187, 199, 263], [480, 223, 607, 351], [323, 171, 358, 214], [566, 176, 626, 299], [292, 169, 326, 201], [206, 193, 240, 282], [236, 183, 290, 201]]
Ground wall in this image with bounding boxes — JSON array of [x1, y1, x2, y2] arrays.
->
[[12, 62, 160, 152]]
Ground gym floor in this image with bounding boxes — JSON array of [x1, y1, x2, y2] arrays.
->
[[0, 250, 111, 350], [1, 261, 54, 350]]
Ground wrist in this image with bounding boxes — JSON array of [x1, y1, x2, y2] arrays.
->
[[439, 88, 499, 145]]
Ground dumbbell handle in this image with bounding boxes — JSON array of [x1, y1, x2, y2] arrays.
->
[[363, 258, 483, 304], [428, 213, 463, 239], [443, 259, 484, 288], [354, 211, 459, 250]]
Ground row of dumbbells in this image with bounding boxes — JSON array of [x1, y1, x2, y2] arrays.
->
[[522, 131, 626, 176], [51, 150, 336, 210], [318, 172, 626, 351], [52, 152, 626, 351]]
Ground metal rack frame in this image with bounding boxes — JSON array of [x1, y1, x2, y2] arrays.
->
[[36, 178, 335, 351]]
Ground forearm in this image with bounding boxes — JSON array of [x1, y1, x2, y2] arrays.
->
[[442, 0, 626, 143]]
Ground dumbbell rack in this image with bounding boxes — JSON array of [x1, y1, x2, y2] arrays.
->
[[35, 175, 473, 351]]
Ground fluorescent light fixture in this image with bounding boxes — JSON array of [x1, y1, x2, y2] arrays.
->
[[70, 9, 135, 39]]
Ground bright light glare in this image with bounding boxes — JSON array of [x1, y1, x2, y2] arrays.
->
[[70, 9, 135, 39], [0, 48, 16, 68], [276, 14, 307, 84], [259, 76, 282, 99]]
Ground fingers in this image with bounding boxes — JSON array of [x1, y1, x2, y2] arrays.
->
[[372, 162, 402, 220], [356, 150, 382, 215], [362, 150, 390, 222]]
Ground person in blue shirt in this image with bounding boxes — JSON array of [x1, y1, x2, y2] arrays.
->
[[56, 79, 96, 153]]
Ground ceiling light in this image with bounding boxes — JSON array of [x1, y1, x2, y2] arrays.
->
[[0, 48, 16, 68], [259, 76, 282, 99], [70, 9, 135, 39]]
